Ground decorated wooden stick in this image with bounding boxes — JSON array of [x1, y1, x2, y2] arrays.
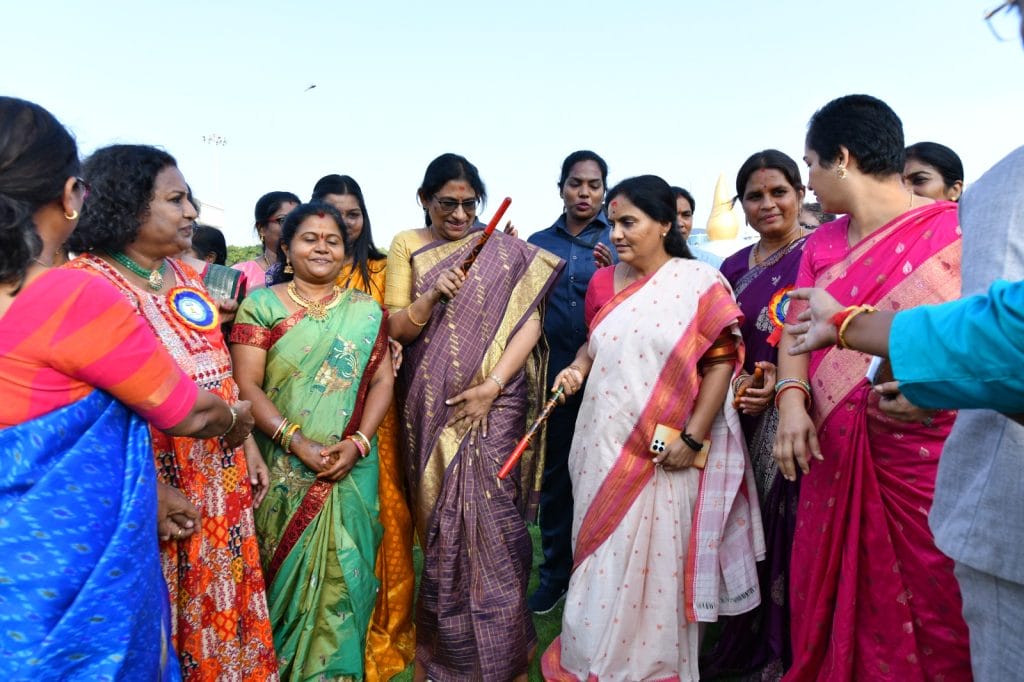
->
[[498, 384, 564, 480], [732, 366, 765, 408], [440, 197, 512, 304]]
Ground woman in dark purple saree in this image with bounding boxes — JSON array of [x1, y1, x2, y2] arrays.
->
[[703, 150, 810, 681], [385, 154, 563, 681]]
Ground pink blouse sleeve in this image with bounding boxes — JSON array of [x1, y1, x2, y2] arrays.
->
[[50, 272, 198, 429], [584, 266, 616, 331]]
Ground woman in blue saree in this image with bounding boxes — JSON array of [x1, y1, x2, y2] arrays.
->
[[0, 97, 251, 680]]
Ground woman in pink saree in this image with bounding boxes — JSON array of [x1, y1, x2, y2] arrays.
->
[[542, 175, 765, 681], [774, 95, 970, 681]]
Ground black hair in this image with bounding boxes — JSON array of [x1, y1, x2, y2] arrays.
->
[[270, 201, 348, 284], [606, 175, 693, 259], [806, 94, 905, 178], [734, 149, 804, 200], [253, 190, 301, 236], [69, 144, 177, 253], [801, 201, 837, 226], [190, 224, 227, 265], [558, 150, 609, 190], [417, 153, 486, 227], [670, 186, 696, 213], [310, 174, 386, 296], [0, 96, 80, 289], [905, 141, 965, 194]]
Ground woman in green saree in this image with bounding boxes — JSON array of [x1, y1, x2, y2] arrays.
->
[[231, 201, 394, 681]]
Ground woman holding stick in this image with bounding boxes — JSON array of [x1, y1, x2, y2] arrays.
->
[[385, 153, 563, 681], [541, 175, 763, 681]]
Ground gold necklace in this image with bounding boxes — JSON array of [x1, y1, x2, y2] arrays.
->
[[754, 229, 805, 266], [287, 282, 342, 320]]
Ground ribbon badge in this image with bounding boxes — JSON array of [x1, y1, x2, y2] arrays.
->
[[766, 285, 794, 347], [168, 286, 219, 332]]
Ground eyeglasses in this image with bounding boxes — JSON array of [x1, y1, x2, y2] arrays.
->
[[432, 195, 478, 215], [985, 1, 1021, 41], [74, 176, 92, 202]]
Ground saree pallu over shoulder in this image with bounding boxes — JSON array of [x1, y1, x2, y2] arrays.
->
[[575, 258, 764, 621], [235, 286, 389, 681], [785, 203, 969, 682], [802, 202, 962, 424], [401, 230, 564, 532], [543, 259, 764, 682], [0, 390, 179, 681], [398, 230, 563, 680], [330, 259, 417, 679]]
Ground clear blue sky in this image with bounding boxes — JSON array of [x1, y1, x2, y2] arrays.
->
[[3, 0, 1021, 247]]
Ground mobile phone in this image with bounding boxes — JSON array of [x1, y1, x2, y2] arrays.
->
[[649, 424, 709, 469]]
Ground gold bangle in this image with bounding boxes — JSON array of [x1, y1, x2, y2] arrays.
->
[[837, 305, 878, 350], [221, 405, 238, 437], [271, 418, 289, 443], [353, 430, 372, 454], [281, 423, 301, 453], [406, 305, 429, 327]]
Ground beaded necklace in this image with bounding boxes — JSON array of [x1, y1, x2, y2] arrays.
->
[[109, 251, 165, 291]]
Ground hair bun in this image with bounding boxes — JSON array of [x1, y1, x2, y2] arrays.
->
[[0, 192, 42, 284]]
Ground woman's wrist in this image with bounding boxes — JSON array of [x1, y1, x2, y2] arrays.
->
[[568, 363, 587, 380], [220, 404, 238, 437], [776, 384, 811, 411], [486, 373, 505, 394]]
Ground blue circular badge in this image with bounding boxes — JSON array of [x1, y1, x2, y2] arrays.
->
[[168, 287, 219, 331]]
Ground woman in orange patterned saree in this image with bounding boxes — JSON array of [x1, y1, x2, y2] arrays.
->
[[69, 145, 278, 682], [774, 95, 970, 681]]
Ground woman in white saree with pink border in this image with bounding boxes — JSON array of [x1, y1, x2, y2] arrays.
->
[[542, 176, 765, 682]]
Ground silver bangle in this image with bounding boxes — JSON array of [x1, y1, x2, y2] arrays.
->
[[487, 374, 505, 393]]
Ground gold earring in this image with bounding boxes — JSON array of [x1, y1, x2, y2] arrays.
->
[[64, 209, 79, 220], [283, 260, 294, 274], [836, 165, 848, 180]]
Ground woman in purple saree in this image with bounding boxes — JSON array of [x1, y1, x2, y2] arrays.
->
[[704, 150, 810, 680], [385, 154, 563, 681]]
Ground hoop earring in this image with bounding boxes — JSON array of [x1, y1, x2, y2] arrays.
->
[[836, 165, 848, 180], [65, 209, 79, 221]]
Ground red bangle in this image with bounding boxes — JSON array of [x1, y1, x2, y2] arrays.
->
[[829, 304, 878, 350], [775, 383, 811, 409], [829, 306, 856, 331]]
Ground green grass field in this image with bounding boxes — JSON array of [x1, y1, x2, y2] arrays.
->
[[393, 523, 560, 681]]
